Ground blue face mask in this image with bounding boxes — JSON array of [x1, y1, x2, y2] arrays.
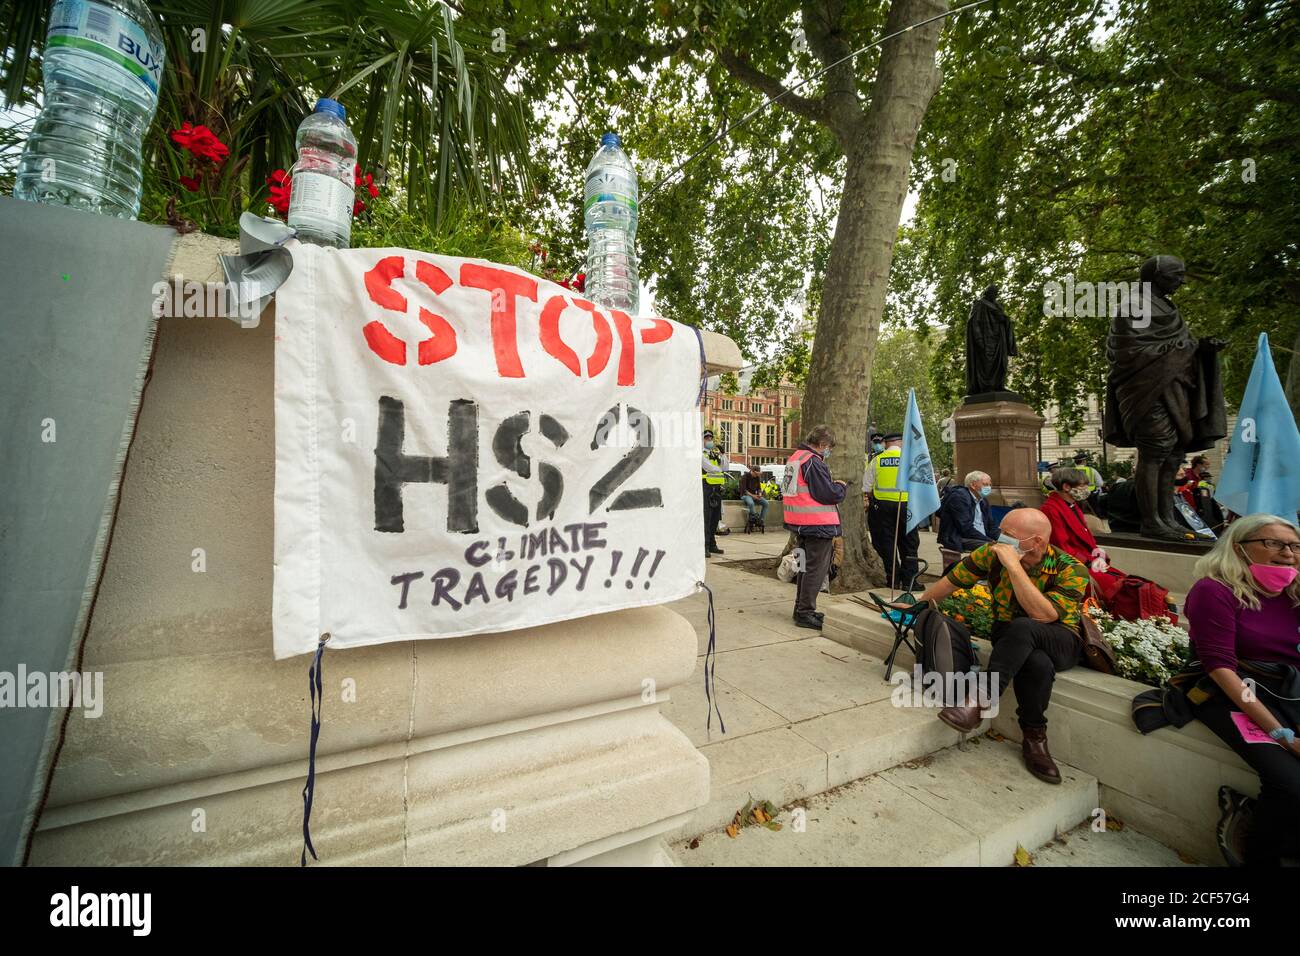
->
[[872, 442, 884, 453], [822, 448, 831, 460], [704, 440, 714, 451], [996, 532, 1023, 554], [979, 485, 994, 498]]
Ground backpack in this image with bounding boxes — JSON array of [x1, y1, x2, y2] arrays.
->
[[912, 606, 981, 705]]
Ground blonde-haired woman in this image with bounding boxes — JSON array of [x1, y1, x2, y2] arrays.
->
[[1184, 514, 1300, 866]]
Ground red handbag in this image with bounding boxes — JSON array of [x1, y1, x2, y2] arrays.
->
[[1109, 574, 1178, 625]]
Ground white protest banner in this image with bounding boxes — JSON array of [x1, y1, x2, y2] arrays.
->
[[272, 243, 705, 659]]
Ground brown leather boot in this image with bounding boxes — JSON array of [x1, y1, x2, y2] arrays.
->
[[1021, 725, 1061, 784], [938, 698, 983, 734]]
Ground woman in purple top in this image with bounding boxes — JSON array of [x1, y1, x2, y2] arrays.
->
[[1184, 514, 1300, 866]]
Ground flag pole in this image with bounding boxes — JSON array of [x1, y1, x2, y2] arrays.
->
[[889, 500, 902, 600]]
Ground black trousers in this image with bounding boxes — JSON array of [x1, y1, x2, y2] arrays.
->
[[870, 499, 919, 589], [1193, 692, 1300, 866], [702, 482, 721, 553], [988, 617, 1080, 728], [794, 535, 834, 615]]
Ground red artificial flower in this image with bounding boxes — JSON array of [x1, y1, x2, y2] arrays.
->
[[170, 122, 229, 165], [355, 167, 379, 199], [267, 169, 292, 217], [351, 167, 381, 217], [179, 175, 201, 192]]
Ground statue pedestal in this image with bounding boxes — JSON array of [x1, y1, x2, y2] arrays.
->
[[952, 400, 1045, 508]]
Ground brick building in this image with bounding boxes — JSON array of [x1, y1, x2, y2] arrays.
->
[[700, 370, 803, 468]]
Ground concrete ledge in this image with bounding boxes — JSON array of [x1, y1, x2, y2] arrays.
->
[[720, 499, 785, 530], [823, 600, 1251, 864]]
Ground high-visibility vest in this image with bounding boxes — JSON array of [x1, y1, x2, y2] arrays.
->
[[702, 449, 726, 485], [1078, 466, 1101, 494], [781, 449, 840, 526], [869, 450, 907, 502]]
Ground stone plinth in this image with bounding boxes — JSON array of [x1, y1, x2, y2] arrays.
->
[[26, 233, 731, 867], [952, 400, 1045, 508]]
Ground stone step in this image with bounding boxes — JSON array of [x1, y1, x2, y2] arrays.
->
[[673, 736, 1099, 866], [662, 629, 981, 842]]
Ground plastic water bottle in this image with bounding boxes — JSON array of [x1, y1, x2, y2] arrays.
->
[[287, 98, 357, 249], [13, 0, 165, 219], [583, 132, 640, 314]]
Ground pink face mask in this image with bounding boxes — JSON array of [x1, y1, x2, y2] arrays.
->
[[1250, 563, 1298, 592]]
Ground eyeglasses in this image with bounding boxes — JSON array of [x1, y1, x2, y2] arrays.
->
[[1241, 538, 1300, 556]]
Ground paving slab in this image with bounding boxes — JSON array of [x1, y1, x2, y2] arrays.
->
[[659, 676, 788, 749], [675, 772, 980, 867], [790, 697, 964, 789], [708, 637, 897, 723], [666, 726, 828, 841], [1030, 819, 1202, 867], [674, 738, 1100, 867], [880, 737, 1097, 866]]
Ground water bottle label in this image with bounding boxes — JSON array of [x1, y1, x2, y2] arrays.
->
[[584, 193, 638, 213], [47, 0, 164, 96], [288, 171, 354, 230]]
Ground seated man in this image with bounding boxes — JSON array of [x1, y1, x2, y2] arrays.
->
[[739, 463, 769, 524], [937, 470, 1000, 553], [904, 509, 1089, 785]]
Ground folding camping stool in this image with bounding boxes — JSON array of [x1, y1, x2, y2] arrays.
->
[[850, 593, 923, 681]]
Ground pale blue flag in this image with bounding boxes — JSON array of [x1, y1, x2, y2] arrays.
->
[[899, 388, 941, 532], [1215, 333, 1300, 520]]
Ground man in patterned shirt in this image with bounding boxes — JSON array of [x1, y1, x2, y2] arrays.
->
[[904, 509, 1089, 784]]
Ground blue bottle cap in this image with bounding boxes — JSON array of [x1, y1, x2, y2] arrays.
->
[[314, 98, 347, 121], [601, 132, 621, 148]]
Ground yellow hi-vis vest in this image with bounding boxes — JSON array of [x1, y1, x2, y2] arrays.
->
[[702, 449, 726, 485], [869, 450, 907, 502]]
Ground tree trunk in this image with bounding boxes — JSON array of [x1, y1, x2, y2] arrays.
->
[[800, 0, 947, 592]]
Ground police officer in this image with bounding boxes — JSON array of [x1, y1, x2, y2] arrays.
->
[[863, 431, 885, 510], [701, 430, 726, 557], [865, 431, 919, 589]]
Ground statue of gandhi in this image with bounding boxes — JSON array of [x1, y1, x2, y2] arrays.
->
[[1102, 255, 1226, 541]]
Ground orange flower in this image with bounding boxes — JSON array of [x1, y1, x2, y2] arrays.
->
[[953, 614, 965, 622]]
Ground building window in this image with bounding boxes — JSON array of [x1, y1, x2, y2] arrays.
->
[[766, 425, 776, 447], [722, 398, 733, 411], [719, 421, 731, 449], [751, 423, 761, 447], [781, 421, 789, 447]]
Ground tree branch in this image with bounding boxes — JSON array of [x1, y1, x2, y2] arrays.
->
[[715, 48, 829, 126], [802, 0, 866, 136]]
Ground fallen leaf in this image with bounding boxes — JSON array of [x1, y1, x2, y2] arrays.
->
[[688, 838, 700, 850], [1013, 844, 1033, 867], [725, 824, 739, 839], [1105, 815, 1125, 832]]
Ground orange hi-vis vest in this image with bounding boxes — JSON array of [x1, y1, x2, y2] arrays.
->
[[781, 449, 840, 526]]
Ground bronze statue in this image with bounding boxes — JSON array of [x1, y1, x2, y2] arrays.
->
[[965, 284, 1018, 400], [1103, 255, 1226, 540]]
